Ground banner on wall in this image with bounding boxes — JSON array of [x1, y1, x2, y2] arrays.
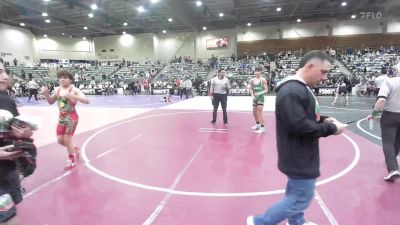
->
[[206, 37, 229, 50], [98, 55, 119, 60], [1, 52, 12, 57]]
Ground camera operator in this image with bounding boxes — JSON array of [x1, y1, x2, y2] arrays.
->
[[0, 68, 33, 225]]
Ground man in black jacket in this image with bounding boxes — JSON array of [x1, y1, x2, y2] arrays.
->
[[247, 50, 347, 225]]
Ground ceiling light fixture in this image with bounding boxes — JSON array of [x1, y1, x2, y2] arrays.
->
[[88, 13, 94, 18], [196, 1, 202, 6], [45, 19, 51, 23], [91, 4, 98, 10], [62, 33, 65, 35], [150, 0, 159, 3], [341, 2, 347, 6], [137, 6, 145, 13], [43, 34, 47, 37], [247, 22, 252, 27], [219, 12, 224, 17], [42, 12, 48, 17], [122, 31, 126, 35], [162, 30, 167, 33], [83, 26, 88, 30], [20, 23, 25, 27], [297, 18, 301, 22], [168, 18, 173, 22], [83, 37, 86, 40], [123, 22, 128, 26], [202, 26, 207, 30], [43, 0, 50, 2], [351, 14, 356, 19], [276, 7, 282, 12]]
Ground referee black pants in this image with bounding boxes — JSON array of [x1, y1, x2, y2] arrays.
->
[[28, 89, 38, 101], [380, 111, 400, 172], [212, 93, 227, 123]]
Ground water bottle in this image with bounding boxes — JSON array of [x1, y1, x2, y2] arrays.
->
[[369, 119, 374, 130]]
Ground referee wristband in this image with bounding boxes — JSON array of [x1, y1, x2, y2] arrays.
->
[[371, 110, 379, 117]]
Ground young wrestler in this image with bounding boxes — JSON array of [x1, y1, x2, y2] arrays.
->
[[249, 66, 268, 133], [42, 70, 89, 170]]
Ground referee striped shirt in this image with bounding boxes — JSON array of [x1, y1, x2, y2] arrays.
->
[[378, 77, 400, 112], [211, 76, 230, 94]]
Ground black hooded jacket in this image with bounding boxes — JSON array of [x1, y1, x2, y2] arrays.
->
[[275, 78, 337, 179]]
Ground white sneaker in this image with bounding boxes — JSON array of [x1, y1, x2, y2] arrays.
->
[[246, 216, 255, 225], [286, 222, 317, 225], [384, 170, 400, 181], [254, 127, 266, 134], [251, 124, 260, 130]]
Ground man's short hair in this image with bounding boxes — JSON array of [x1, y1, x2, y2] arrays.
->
[[298, 50, 334, 69], [255, 66, 263, 71], [218, 69, 226, 73], [57, 69, 74, 80], [381, 68, 387, 74]]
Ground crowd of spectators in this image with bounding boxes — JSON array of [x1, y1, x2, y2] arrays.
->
[[3, 44, 400, 99]]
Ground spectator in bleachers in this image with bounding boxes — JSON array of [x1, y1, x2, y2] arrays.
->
[[150, 82, 155, 95], [329, 48, 336, 58], [355, 81, 366, 97], [179, 78, 185, 99], [20, 69, 25, 80], [136, 81, 141, 94], [346, 47, 354, 55], [332, 80, 349, 106], [183, 76, 193, 99], [128, 81, 135, 95], [89, 78, 96, 89], [13, 81, 21, 97], [366, 81, 377, 96]]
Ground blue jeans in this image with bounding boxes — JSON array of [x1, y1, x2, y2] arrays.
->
[[254, 178, 316, 225]]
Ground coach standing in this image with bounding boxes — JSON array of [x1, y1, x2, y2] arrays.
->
[[247, 50, 347, 225], [368, 62, 400, 182]]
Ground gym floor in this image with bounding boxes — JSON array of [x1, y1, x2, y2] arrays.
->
[[15, 94, 399, 225]]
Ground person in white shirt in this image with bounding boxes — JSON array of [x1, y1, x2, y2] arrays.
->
[[368, 63, 400, 181], [13, 81, 21, 97], [183, 77, 192, 99], [26, 78, 39, 102], [209, 69, 230, 125], [374, 68, 389, 96]]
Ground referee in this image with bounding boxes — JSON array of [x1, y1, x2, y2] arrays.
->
[[210, 69, 230, 125], [368, 62, 400, 182]]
